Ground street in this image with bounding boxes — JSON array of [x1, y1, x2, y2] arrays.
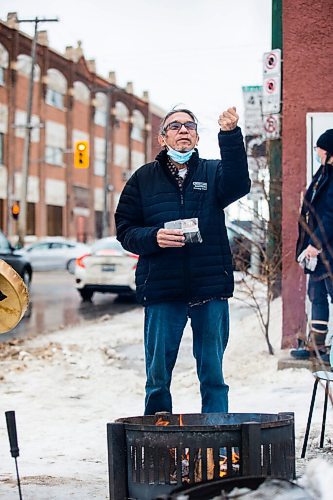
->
[[1, 270, 139, 342], [1, 271, 254, 344]]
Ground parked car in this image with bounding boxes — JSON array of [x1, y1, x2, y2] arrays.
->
[[75, 237, 138, 301], [0, 230, 33, 287], [16, 238, 90, 273]]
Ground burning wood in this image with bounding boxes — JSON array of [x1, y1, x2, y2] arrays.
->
[[220, 448, 240, 477], [153, 416, 240, 484], [155, 417, 170, 426]]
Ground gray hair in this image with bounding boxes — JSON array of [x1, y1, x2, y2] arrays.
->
[[159, 108, 198, 136]]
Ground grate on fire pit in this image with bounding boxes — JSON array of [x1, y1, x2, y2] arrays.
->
[[107, 412, 295, 500]]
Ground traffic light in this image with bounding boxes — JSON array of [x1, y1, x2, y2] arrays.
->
[[74, 140, 89, 169], [11, 203, 20, 220]]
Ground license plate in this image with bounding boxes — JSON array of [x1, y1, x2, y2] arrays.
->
[[102, 264, 116, 272]]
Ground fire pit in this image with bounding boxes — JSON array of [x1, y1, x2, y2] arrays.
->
[[107, 412, 295, 500]]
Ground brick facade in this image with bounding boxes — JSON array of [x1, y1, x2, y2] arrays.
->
[[0, 15, 164, 242], [282, 0, 333, 347]]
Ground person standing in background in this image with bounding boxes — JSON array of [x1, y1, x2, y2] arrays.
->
[[292, 129, 333, 364]]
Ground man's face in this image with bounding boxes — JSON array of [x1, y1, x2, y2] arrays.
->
[[158, 112, 199, 152]]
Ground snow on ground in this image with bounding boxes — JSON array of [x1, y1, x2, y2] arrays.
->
[[0, 292, 333, 498]]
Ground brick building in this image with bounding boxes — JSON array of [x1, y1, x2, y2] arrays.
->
[[282, 0, 333, 347], [0, 13, 164, 243]]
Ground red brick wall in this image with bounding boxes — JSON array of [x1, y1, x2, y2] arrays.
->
[[282, 0, 333, 347], [150, 112, 162, 160]]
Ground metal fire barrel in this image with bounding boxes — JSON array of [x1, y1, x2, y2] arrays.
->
[[107, 412, 295, 500]]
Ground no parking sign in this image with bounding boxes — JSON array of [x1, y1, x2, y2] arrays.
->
[[262, 49, 281, 115], [263, 114, 280, 139]]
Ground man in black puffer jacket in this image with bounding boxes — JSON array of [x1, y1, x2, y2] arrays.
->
[[115, 107, 250, 415]]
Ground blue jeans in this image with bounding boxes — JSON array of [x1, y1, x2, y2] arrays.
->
[[144, 300, 229, 415]]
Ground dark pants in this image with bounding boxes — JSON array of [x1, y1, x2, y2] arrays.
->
[[308, 274, 333, 324], [144, 300, 229, 415]]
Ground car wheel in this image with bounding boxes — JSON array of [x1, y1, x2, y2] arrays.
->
[[22, 269, 31, 289], [79, 288, 94, 302], [67, 259, 76, 274]]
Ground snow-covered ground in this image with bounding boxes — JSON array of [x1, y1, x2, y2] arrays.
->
[[0, 292, 332, 499]]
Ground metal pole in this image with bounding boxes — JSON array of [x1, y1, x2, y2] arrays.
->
[[17, 18, 38, 247], [267, 0, 283, 295], [16, 17, 58, 247], [250, 198, 261, 275], [102, 89, 112, 238]]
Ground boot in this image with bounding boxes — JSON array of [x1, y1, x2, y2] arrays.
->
[[290, 320, 328, 361]]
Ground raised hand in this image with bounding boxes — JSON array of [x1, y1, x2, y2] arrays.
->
[[218, 107, 239, 131]]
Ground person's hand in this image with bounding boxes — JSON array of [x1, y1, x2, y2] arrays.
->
[[157, 229, 185, 248], [304, 244, 320, 258], [218, 107, 239, 131]]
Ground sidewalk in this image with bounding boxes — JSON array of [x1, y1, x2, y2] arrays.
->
[[0, 297, 332, 498]]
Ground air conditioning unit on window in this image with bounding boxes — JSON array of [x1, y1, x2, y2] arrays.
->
[[121, 171, 131, 182]]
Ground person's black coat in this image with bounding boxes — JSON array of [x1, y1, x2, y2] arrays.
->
[[115, 127, 250, 305], [296, 163, 333, 276]]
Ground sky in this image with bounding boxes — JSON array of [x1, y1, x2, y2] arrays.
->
[[1, 0, 272, 156]]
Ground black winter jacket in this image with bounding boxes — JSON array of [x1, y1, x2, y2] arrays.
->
[[115, 127, 250, 305], [296, 163, 333, 276]]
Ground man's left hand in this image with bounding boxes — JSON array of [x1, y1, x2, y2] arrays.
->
[[218, 107, 239, 131]]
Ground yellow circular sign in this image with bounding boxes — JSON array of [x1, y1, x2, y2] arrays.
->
[[0, 259, 29, 333]]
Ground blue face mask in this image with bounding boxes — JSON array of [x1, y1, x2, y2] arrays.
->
[[315, 152, 322, 165], [166, 145, 194, 164]]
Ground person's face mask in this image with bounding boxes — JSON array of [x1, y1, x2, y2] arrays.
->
[[315, 151, 322, 165], [166, 145, 194, 164]]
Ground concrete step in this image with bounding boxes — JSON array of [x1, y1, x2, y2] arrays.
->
[[278, 356, 332, 371]]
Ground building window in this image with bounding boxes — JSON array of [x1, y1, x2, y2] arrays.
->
[[45, 88, 64, 109], [45, 146, 64, 166], [45, 121, 66, 166], [94, 92, 107, 127], [0, 43, 9, 85], [47, 205, 63, 236], [0, 133, 4, 164], [94, 158, 105, 176], [27, 202, 36, 235], [95, 210, 103, 239], [94, 137, 106, 176], [94, 109, 106, 127], [0, 67, 5, 85], [131, 110, 145, 142], [0, 199, 4, 230]]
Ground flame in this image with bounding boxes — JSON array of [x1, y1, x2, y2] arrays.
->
[[219, 450, 240, 477], [155, 417, 170, 426], [179, 414, 184, 426]]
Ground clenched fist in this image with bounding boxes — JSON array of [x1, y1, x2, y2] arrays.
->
[[218, 107, 239, 131]]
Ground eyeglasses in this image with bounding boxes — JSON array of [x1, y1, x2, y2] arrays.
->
[[164, 121, 197, 133], [313, 146, 318, 151]]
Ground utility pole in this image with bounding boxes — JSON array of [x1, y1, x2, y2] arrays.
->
[[267, 0, 282, 295], [17, 16, 58, 247], [102, 88, 113, 238]]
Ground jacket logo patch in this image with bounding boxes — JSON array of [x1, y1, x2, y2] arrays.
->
[[193, 182, 207, 191]]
